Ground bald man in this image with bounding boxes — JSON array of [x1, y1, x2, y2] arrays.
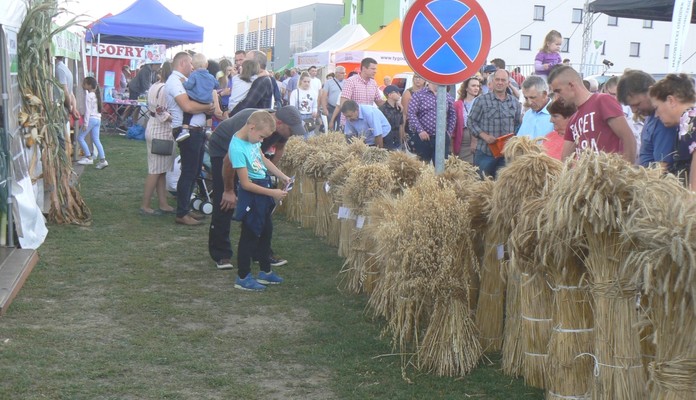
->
[[321, 66, 346, 131], [548, 66, 636, 162]]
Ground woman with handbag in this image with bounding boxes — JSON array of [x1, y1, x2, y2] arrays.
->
[[140, 61, 176, 216], [289, 71, 318, 139]]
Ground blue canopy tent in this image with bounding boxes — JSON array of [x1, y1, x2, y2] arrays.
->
[[85, 0, 204, 47], [85, 0, 204, 79]]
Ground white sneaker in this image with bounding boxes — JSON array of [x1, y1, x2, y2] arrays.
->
[[176, 129, 190, 142], [95, 160, 109, 170], [77, 157, 93, 165]]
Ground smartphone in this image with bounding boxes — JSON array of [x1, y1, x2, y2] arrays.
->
[[284, 176, 295, 192]]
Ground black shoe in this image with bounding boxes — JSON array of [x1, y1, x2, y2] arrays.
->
[[269, 256, 287, 267]]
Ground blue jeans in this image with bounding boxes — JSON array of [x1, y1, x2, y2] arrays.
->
[[474, 149, 506, 179], [176, 129, 206, 217], [407, 132, 450, 164], [78, 117, 105, 159]]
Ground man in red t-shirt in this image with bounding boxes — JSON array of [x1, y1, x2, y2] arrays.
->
[[548, 66, 636, 163]]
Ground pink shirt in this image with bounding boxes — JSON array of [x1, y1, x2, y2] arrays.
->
[[341, 74, 383, 105], [564, 93, 624, 157]]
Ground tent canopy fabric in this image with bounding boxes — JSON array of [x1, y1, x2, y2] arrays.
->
[[84, 0, 204, 46], [589, 0, 696, 23], [294, 24, 369, 69]]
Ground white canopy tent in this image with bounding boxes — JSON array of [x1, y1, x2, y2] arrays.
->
[[294, 24, 369, 70]]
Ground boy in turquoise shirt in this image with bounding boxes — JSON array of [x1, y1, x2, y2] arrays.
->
[[229, 110, 292, 291]]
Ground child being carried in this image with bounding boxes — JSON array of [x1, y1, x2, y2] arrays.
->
[[177, 53, 219, 142]]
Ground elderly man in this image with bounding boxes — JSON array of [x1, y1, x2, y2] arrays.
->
[[617, 70, 678, 169], [321, 66, 346, 131], [340, 100, 390, 148], [166, 52, 215, 226], [407, 82, 456, 163], [517, 75, 554, 140], [548, 65, 636, 162], [468, 69, 522, 178], [329, 57, 385, 129], [208, 106, 306, 269]]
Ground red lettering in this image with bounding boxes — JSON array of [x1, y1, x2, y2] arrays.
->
[[105, 45, 116, 56], [135, 48, 144, 58], [125, 47, 134, 57], [116, 46, 125, 56]]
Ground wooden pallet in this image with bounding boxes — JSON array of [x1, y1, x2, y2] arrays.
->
[[0, 247, 39, 316]]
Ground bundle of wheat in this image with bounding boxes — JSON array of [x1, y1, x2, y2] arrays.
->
[[328, 158, 360, 256], [278, 136, 311, 222], [302, 142, 348, 238], [386, 151, 424, 195], [503, 136, 545, 162], [623, 177, 696, 400], [18, 0, 90, 225], [509, 197, 554, 389], [383, 170, 482, 376], [361, 146, 390, 165], [338, 163, 393, 294], [540, 151, 649, 399]]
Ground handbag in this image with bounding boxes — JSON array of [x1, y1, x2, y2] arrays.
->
[[151, 138, 175, 155], [303, 118, 317, 132]]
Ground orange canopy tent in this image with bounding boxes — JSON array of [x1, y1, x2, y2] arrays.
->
[[334, 19, 412, 85]]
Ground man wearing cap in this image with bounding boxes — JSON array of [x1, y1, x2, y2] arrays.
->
[[208, 105, 306, 270], [480, 64, 497, 94], [379, 85, 404, 150], [340, 100, 390, 148]]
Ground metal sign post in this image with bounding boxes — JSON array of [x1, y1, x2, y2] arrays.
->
[[435, 85, 447, 173]]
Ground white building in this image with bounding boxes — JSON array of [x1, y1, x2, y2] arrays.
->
[[476, 0, 696, 76]]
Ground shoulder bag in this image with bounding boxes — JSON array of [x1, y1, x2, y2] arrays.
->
[[150, 85, 175, 156]]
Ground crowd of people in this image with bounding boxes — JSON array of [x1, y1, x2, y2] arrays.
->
[[93, 28, 695, 292]]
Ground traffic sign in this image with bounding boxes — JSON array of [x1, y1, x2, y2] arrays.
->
[[401, 0, 491, 85]]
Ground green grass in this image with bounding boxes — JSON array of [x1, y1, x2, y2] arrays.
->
[[0, 134, 542, 399]]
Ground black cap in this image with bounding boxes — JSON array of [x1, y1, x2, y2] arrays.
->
[[276, 106, 306, 136]]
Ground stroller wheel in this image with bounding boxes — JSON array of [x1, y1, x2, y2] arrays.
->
[[201, 201, 213, 215], [191, 198, 203, 211]]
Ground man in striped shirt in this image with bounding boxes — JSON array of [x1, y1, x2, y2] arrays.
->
[[329, 57, 385, 129]]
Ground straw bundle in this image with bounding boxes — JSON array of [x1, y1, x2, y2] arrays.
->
[[278, 136, 312, 222], [508, 197, 554, 389], [338, 163, 393, 294], [361, 146, 390, 165], [622, 177, 696, 400], [326, 156, 359, 248], [346, 137, 369, 158], [386, 151, 424, 194], [382, 170, 481, 376], [540, 151, 649, 399], [503, 136, 545, 162]]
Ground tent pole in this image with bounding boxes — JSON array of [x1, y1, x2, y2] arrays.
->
[[96, 34, 101, 84]]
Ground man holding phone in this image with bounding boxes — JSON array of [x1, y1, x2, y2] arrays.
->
[[207, 106, 305, 270]]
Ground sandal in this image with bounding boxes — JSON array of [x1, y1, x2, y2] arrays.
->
[[158, 208, 175, 214], [139, 208, 163, 216]]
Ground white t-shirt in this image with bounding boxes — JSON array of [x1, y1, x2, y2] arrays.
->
[[289, 88, 318, 116], [166, 70, 206, 128], [310, 77, 322, 94], [228, 75, 257, 110]]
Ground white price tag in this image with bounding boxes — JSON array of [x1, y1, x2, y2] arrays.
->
[[356, 215, 366, 229], [324, 181, 331, 193], [338, 206, 351, 219], [496, 244, 505, 260]]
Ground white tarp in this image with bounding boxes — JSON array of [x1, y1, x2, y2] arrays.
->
[[294, 24, 369, 69], [334, 50, 408, 66], [0, 0, 25, 29], [668, 0, 694, 72]]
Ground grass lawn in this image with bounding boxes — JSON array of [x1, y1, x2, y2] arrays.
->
[[0, 134, 542, 399]]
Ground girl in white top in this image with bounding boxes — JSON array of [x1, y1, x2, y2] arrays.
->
[[77, 76, 108, 169], [227, 59, 259, 111], [289, 72, 318, 137]]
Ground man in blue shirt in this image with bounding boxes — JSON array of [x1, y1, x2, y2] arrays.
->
[[518, 75, 554, 140], [617, 70, 678, 168], [340, 100, 390, 147]]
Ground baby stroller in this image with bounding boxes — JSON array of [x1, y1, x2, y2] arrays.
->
[[190, 150, 214, 215], [166, 151, 214, 216]]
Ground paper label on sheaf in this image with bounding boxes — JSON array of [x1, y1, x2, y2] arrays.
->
[[496, 244, 504, 260], [356, 215, 366, 229], [338, 206, 352, 219], [324, 182, 331, 193]]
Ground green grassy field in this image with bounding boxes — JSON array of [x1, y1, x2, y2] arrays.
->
[[0, 134, 542, 399]]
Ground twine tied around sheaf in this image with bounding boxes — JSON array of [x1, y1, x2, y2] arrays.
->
[[648, 358, 696, 394], [591, 279, 637, 299], [574, 352, 643, 377], [546, 390, 591, 400]]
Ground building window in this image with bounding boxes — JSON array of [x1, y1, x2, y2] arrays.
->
[[561, 38, 570, 53], [572, 8, 583, 24], [630, 42, 640, 57], [643, 20, 653, 28], [359, 0, 364, 14], [534, 5, 545, 21], [520, 35, 532, 50], [289, 21, 313, 55], [664, 44, 670, 59], [608, 16, 618, 26], [601, 40, 606, 56]]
